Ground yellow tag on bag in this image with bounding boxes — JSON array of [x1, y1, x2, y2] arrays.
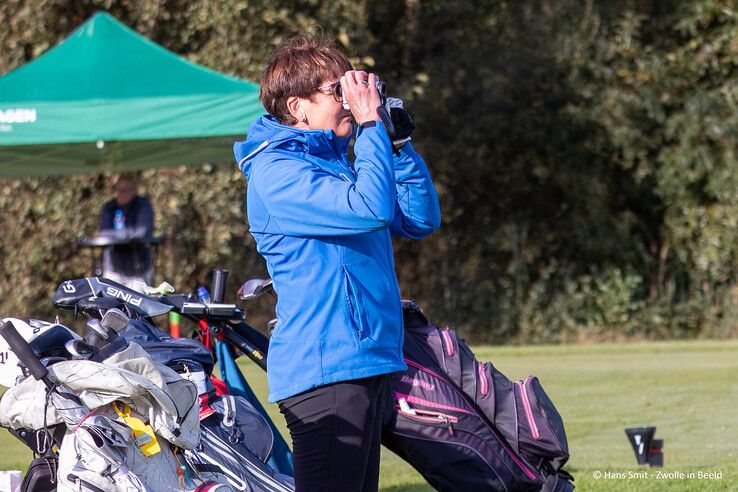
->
[[112, 401, 161, 456]]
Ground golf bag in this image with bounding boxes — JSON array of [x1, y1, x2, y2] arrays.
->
[[0, 329, 205, 491], [381, 301, 574, 491], [1, 294, 293, 492], [50, 276, 293, 478], [50, 278, 294, 491], [112, 318, 294, 491]]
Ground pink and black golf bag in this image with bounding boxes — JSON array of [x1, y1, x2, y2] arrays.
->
[[381, 301, 574, 491]]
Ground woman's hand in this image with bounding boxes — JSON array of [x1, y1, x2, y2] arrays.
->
[[340, 71, 382, 125]]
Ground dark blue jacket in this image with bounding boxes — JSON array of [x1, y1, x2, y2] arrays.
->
[[99, 195, 154, 277]]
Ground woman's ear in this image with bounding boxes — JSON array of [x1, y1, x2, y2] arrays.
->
[[286, 96, 307, 124]]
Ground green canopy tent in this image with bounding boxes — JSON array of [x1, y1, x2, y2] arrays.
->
[[0, 12, 263, 177]]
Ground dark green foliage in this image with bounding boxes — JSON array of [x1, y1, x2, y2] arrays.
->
[[2, 0, 737, 342]]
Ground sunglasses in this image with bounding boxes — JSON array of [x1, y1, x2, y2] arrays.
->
[[315, 80, 343, 102]]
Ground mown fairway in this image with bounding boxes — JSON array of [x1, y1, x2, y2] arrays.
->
[[1, 339, 736, 491]]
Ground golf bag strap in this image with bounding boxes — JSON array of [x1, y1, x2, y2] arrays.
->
[[7, 427, 60, 455], [192, 464, 224, 474]]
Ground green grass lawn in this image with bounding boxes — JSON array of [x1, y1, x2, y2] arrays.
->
[[1, 339, 737, 491]]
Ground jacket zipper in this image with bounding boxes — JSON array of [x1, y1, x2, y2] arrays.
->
[[404, 358, 540, 482], [517, 378, 540, 440], [342, 266, 363, 339]]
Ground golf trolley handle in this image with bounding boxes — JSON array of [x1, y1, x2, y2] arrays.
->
[[218, 322, 268, 371], [0, 320, 52, 388]]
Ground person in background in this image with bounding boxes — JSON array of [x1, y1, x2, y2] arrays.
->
[[99, 174, 155, 287], [233, 34, 441, 491]]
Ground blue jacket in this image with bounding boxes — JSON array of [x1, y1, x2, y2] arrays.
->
[[234, 115, 441, 402]]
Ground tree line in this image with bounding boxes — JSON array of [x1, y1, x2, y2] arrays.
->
[[1, 0, 736, 342]]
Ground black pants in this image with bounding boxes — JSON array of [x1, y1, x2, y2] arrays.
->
[[278, 374, 390, 492]]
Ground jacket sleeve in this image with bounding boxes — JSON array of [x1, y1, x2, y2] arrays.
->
[[389, 142, 442, 239], [248, 124, 396, 236]]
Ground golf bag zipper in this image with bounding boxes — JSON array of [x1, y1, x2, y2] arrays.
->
[[396, 405, 459, 436], [441, 328, 454, 357], [478, 362, 489, 396], [517, 378, 540, 440], [66, 474, 107, 492]]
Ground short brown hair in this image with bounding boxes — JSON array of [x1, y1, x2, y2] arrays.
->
[[114, 173, 138, 191], [260, 34, 352, 125]]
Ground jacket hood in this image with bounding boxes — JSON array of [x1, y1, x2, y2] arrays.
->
[[234, 115, 353, 180]]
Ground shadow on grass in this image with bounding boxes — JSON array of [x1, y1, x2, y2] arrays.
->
[[380, 485, 433, 492]]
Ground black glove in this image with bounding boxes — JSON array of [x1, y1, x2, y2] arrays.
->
[[389, 106, 415, 146], [384, 98, 414, 151]]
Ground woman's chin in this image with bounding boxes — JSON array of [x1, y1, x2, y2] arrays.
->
[[335, 122, 353, 138]]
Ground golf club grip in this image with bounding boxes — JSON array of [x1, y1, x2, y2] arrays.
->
[[211, 269, 229, 304], [0, 320, 50, 385]]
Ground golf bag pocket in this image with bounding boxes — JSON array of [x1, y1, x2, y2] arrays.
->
[[514, 376, 569, 470], [57, 414, 183, 492], [64, 473, 114, 492], [21, 456, 58, 492], [204, 394, 273, 462], [383, 359, 543, 492], [186, 394, 295, 492]]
